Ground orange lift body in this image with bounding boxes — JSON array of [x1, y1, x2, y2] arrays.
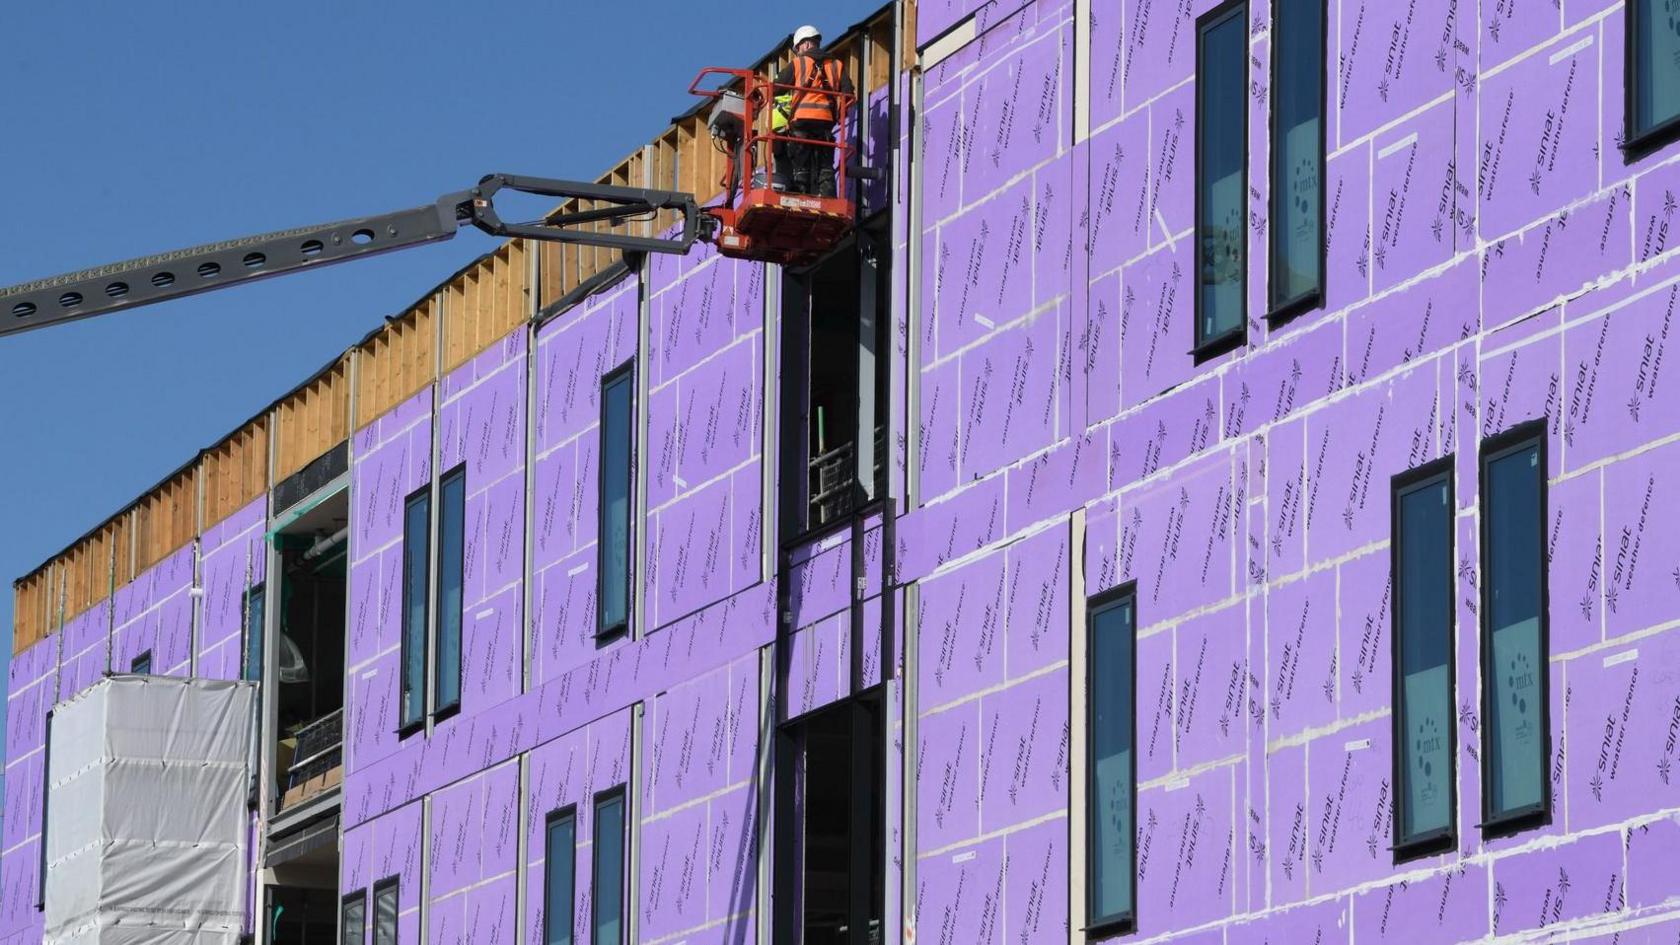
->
[[689, 67, 856, 268]]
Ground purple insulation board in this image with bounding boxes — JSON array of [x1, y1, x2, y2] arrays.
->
[[110, 543, 195, 677], [196, 496, 266, 681], [17, 0, 1680, 942], [347, 384, 432, 779]]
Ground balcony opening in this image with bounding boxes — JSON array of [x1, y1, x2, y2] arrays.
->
[[780, 217, 890, 540], [263, 810, 343, 945], [774, 694, 885, 945], [271, 488, 348, 814]]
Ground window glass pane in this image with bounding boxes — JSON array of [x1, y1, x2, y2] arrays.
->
[[1396, 475, 1453, 844], [593, 793, 625, 945], [401, 492, 430, 728], [131, 651, 152, 675], [1089, 594, 1135, 925], [1635, 0, 1680, 136], [600, 373, 632, 635], [372, 881, 398, 945], [436, 470, 465, 711], [545, 814, 576, 945], [1271, 0, 1322, 307], [244, 586, 265, 683], [341, 896, 366, 945], [1198, 5, 1247, 346], [1484, 441, 1546, 820]]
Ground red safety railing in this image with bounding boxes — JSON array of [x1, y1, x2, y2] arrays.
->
[[689, 66, 857, 207]]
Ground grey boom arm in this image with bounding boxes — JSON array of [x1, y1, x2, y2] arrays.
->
[[0, 173, 711, 338]]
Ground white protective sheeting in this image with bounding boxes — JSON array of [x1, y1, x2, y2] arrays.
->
[[44, 676, 257, 945]]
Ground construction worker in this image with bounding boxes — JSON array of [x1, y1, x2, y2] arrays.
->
[[775, 24, 853, 197], [769, 86, 794, 191]]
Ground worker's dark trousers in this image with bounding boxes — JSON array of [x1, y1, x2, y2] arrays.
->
[[789, 120, 837, 197]]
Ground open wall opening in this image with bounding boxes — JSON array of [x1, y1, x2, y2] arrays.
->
[[270, 489, 348, 815], [780, 217, 891, 539], [774, 693, 885, 944]]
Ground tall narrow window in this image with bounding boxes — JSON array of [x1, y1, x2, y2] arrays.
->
[[1479, 423, 1550, 835], [599, 366, 633, 640], [371, 877, 398, 945], [1195, 0, 1249, 358], [1088, 587, 1137, 934], [400, 488, 430, 732], [243, 584, 266, 683], [130, 651, 152, 675], [1391, 461, 1455, 857], [592, 789, 626, 945], [1268, 0, 1324, 320], [38, 710, 51, 910], [341, 890, 367, 945], [545, 808, 577, 945], [779, 227, 890, 538], [435, 466, 466, 714], [1626, 0, 1680, 160], [774, 697, 884, 944]]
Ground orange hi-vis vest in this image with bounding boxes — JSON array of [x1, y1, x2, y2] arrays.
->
[[789, 55, 844, 124]]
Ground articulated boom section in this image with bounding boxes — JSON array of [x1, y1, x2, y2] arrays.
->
[[0, 174, 710, 339], [0, 64, 870, 341]]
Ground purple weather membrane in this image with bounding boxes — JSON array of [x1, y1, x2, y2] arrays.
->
[[917, 548, 1007, 709], [1119, 239, 1193, 409], [978, 668, 1069, 831], [1371, 99, 1456, 292], [1566, 633, 1680, 831], [1325, 140, 1374, 314], [916, 834, 1006, 945], [1336, 548, 1393, 721], [1336, 0, 1456, 145], [918, 701, 982, 851], [1563, 284, 1680, 469], [1134, 765, 1236, 936], [1491, 828, 1622, 936], [1173, 601, 1246, 770], [1483, 187, 1634, 332], [1476, 27, 1601, 241]]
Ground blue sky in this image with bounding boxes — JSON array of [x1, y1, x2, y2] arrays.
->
[[0, 1, 887, 698]]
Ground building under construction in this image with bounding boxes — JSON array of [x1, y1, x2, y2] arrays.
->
[[9, 0, 1680, 942]]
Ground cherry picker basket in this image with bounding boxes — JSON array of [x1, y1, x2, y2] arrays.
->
[[690, 66, 856, 267]]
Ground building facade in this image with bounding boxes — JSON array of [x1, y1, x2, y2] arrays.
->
[[9, 0, 1680, 942]]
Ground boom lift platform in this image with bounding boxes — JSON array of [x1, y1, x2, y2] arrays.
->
[[0, 67, 860, 339], [692, 67, 857, 267]]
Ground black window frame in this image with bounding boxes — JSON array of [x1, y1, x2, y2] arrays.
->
[[1086, 582, 1138, 938], [370, 875, 399, 945], [597, 362, 635, 644], [778, 223, 892, 548], [1623, 0, 1680, 163], [772, 691, 886, 945], [1477, 419, 1552, 839], [1265, 0, 1327, 326], [398, 482, 431, 738], [591, 786, 627, 945], [38, 709, 51, 911], [340, 888, 367, 945], [544, 805, 579, 945], [1389, 457, 1458, 862], [243, 582, 266, 683], [130, 650, 153, 675], [1192, 0, 1251, 363], [433, 463, 467, 721]]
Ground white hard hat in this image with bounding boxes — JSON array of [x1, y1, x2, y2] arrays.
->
[[793, 24, 821, 46]]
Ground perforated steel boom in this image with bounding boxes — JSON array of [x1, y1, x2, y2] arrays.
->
[[0, 174, 710, 338]]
